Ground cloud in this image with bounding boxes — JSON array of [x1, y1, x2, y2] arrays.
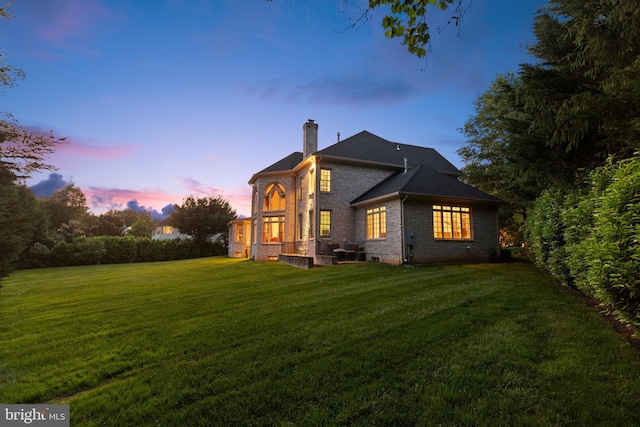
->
[[57, 138, 140, 160], [29, 173, 70, 197], [84, 187, 177, 215], [16, 0, 120, 58], [84, 182, 251, 218], [247, 72, 422, 108], [179, 177, 225, 196], [126, 200, 175, 220]]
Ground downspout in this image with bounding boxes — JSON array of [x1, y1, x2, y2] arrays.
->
[[401, 195, 408, 264]]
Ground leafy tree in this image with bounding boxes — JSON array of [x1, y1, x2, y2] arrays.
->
[[88, 210, 127, 237], [0, 2, 67, 276], [1, 4, 64, 179], [349, 0, 467, 58], [58, 219, 85, 243], [269, 0, 468, 59], [0, 162, 40, 277], [128, 214, 155, 238], [459, 0, 640, 236], [169, 195, 236, 256], [0, 0, 25, 92], [45, 184, 89, 232], [1, 113, 66, 180]]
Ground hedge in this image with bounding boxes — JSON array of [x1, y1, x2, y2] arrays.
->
[[20, 237, 227, 268], [526, 155, 640, 325]]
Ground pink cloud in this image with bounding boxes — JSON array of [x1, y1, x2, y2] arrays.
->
[[85, 187, 178, 214], [224, 186, 252, 217], [84, 184, 252, 218], [57, 137, 140, 160], [83, 181, 252, 218], [179, 178, 252, 216]]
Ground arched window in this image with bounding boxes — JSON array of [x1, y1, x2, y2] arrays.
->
[[264, 183, 285, 211]]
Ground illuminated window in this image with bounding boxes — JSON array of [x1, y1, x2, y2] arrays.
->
[[235, 223, 243, 242], [433, 205, 471, 239], [253, 187, 258, 215], [252, 220, 257, 244], [320, 169, 331, 192], [366, 206, 386, 239], [264, 183, 285, 211], [320, 210, 331, 238], [161, 226, 174, 235], [308, 169, 315, 195], [263, 216, 284, 243]]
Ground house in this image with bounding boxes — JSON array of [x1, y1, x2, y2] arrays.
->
[[152, 225, 224, 243], [228, 120, 502, 265], [151, 225, 191, 240]]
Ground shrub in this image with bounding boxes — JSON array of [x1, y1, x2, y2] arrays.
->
[[100, 236, 137, 264], [579, 156, 640, 321], [136, 238, 165, 262], [73, 236, 106, 265], [525, 188, 572, 284], [51, 241, 78, 266], [163, 239, 198, 260], [527, 155, 640, 324], [25, 243, 52, 268]]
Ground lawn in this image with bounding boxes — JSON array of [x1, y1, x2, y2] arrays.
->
[[1, 257, 640, 426]]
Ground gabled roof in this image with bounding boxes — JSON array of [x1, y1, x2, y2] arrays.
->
[[249, 152, 303, 184], [351, 165, 503, 205], [316, 131, 461, 176], [247, 129, 500, 205]]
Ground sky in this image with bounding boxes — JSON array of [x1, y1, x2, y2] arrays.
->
[[1, 0, 543, 218]]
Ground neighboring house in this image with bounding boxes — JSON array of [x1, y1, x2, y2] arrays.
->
[[151, 225, 190, 240], [229, 120, 502, 265], [152, 225, 224, 242]]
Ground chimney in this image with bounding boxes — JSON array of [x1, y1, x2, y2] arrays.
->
[[303, 119, 318, 159]]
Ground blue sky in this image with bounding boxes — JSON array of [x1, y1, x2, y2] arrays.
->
[[1, 0, 542, 217]]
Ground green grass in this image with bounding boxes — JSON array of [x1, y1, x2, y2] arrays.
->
[[2, 258, 640, 426]]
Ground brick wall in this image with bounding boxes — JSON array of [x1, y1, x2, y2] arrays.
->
[[317, 161, 395, 250]]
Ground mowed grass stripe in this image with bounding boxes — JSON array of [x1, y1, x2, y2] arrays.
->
[[1, 258, 640, 425]]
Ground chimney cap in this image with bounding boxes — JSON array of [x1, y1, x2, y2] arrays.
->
[[306, 119, 315, 124]]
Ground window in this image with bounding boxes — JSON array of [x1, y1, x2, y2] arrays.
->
[[235, 223, 243, 242], [320, 210, 331, 238], [433, 205, 471, 239], [263, 216, 284, 243], [264, 183, 285, 211], [366, 206, 386, 239], [252, 220, 257, 244], [298, 213, 303, 239], [320, 169, 331, 192], [156, 225, 174, 235], [308, 210, 314, 238]]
